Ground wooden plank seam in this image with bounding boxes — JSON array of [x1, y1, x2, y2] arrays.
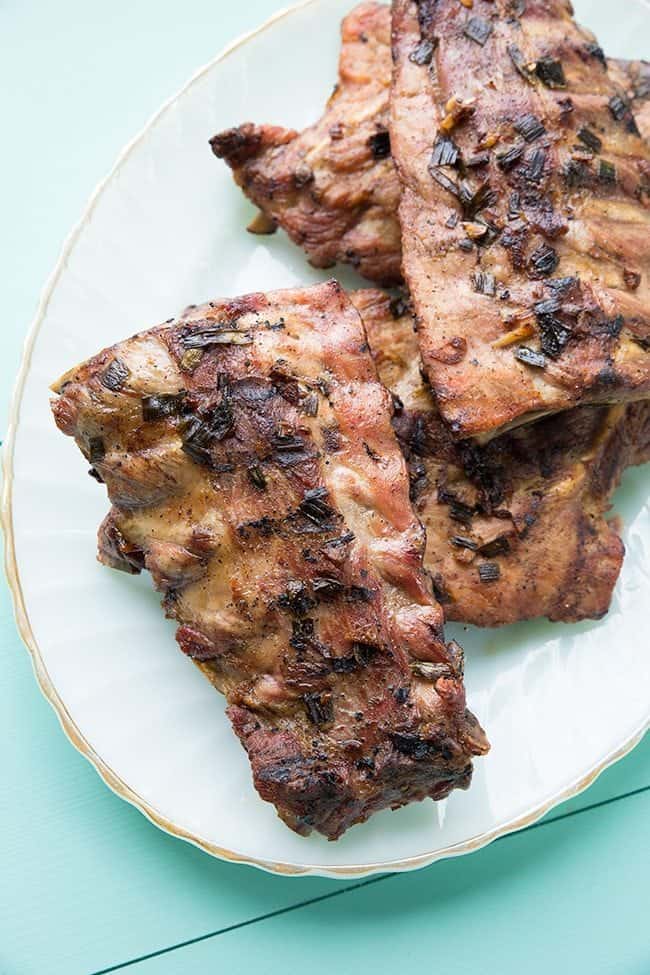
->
[[87, 784, 650, 975]]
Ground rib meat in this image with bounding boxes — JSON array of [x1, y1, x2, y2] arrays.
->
[[51, 281, 488, 839], [210, 2, 402, 285], [390, 0, 650, 440], [212, 1, 648, 292], [353, 288, 650, 626]]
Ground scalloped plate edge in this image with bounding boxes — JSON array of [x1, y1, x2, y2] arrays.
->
[[1, 0, 648, 878]]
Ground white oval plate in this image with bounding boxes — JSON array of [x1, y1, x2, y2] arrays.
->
[[3, 0, 650, 878]]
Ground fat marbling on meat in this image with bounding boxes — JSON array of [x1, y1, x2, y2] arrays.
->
[[51, 281, 488, 839]]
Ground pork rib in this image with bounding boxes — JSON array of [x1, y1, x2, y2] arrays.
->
[[213, 2, 648, 293], [609, 59, 650, 142], [51, 281, 488, 839], [389, 0, 650, 440], [210, 3, 401, 285], [354, 288, 650, 626]]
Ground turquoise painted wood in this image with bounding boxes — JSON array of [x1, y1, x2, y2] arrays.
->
[[1, 564, 648, 975], [1, 3, 648, 975], [130, 792, 650, 975]]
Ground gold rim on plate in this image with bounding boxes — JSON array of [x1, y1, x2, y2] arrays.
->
[[1, 0, 648, 878]]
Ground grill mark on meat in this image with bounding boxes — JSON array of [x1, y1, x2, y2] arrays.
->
[[390, 0, 650, 440], [209, 3, 402, 285], [353, 288, 650, 627], [51, 280, 488, 839], [209, 0, 649, 297]]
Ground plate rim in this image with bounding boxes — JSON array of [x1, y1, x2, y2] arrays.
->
[[1, 0, 648, 879]]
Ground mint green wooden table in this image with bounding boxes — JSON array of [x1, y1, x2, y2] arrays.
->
[[1, 3, 648, 973]]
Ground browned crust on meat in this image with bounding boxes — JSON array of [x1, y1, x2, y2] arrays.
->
[[51, 281, 488, 839], [354, 288, 650, 626], [210, 2, 402, 285], [212, 0, 648, 293], [390, 0, 650, 441]]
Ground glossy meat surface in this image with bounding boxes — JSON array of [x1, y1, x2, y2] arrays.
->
[[210, 2, 401, 285], [51, 281, 487, 839], [212, 0, 647, 291], [391, 0, 650, 440], [354, 289, 650, 626]]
